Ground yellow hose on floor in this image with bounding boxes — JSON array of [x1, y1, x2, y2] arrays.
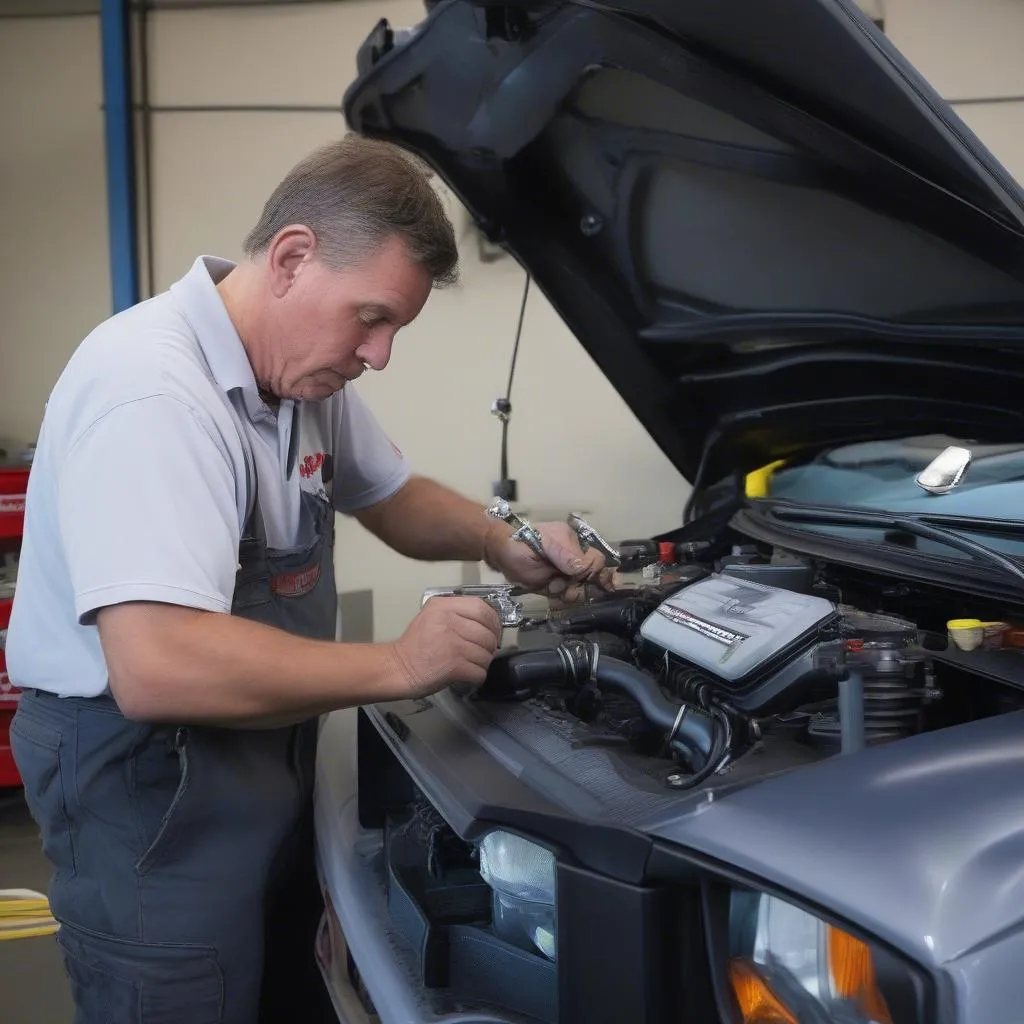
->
[[0, 889, 58, 941]]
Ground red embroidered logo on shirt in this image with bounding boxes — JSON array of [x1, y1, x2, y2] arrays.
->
[[271, 564, 321, 598], [299, 453, 326, 479]]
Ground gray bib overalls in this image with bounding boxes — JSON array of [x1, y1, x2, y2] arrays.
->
[[12, 466, 339, 1022]]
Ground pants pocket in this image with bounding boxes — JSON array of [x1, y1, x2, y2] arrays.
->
[[134, 728, 191, 875], [9, 705, 76, 876], [58, 922, 224, 1024]]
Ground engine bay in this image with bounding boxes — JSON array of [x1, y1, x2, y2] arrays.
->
[[345, 532, 1024, 1022], [447, 542, 1024, 795]]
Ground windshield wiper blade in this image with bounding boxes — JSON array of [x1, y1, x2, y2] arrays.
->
[[756, 500, 1024, 594]]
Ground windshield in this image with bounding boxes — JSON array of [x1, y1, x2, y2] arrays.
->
[[763, 435, 1024, 557]]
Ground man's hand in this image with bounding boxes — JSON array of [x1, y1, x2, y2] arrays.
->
[[386, 596, 501, 697], [485, 520, 614, 602], [353, 477, 617, 603]]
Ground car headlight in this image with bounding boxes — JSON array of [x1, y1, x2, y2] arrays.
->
[[727, 888, 903, 1023], [478, 830, 556, 961]]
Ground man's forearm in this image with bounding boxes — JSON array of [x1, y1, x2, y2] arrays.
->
[[355, 475, 504, 565], [98, 602, 407, 727]]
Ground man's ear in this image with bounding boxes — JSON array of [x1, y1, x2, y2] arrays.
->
[[265, 225, 316, 297]]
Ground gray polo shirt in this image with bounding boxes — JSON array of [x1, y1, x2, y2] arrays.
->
[[7, 256, 409, 698]]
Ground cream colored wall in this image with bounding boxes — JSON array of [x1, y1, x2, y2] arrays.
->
[[886, 0, 1024, 180], [2, 0, 1023, 639], [0, 15, 110, 453]]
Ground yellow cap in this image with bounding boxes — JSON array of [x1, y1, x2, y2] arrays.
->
[[947, 619, 983, 630], [745, 460, 787, 499]]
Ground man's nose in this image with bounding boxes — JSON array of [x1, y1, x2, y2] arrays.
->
[[357, 333, 394, 372]]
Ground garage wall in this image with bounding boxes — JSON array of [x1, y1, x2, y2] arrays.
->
[[886, 0, 1024, 181], [1, 0, 1023, 640], [0, 15, 110, 458]]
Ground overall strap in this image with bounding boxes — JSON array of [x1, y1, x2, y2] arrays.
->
[[238, 422, 259, 537]]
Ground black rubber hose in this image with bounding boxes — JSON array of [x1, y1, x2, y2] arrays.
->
[[594, 657, 716, 768], [542, 596, 650, 636], [475, 649, 564, 702], [476, 647, 717, 769], [524, 591, 672, 639]]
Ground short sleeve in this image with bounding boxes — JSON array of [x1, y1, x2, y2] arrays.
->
[[58, 395, 243, 623], [331, 386, 410, 513]]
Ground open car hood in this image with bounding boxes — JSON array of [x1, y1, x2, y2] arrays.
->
[[344, 0, 1024, 485]]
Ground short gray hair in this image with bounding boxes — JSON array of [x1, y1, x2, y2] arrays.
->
[[242, 135, 459, 286]]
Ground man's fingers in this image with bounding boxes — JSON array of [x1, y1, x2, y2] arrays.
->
[[537, 536, 590, 580], [577, 547, 606, 578], [453, 616, 500, 654], [443, 596, 501, 634], [462, 638, 494, 670]]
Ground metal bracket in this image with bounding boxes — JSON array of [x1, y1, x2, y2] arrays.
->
[[421, 584, 525, 628]]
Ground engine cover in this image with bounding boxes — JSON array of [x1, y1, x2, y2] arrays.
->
[[639, 575, 837, 686]]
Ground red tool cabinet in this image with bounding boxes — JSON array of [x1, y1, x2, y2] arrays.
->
[[0, 463, 30, 787]]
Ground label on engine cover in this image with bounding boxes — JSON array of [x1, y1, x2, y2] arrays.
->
[[655, 605, 748, 647]]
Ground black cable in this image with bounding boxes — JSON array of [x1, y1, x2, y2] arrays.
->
[[950, 95, 1024, 107], [505, 273, 530, 404], [499, 419, 511, 485], [493, 272, 530, 498]]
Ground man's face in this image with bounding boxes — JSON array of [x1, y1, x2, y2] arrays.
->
[[266, 235, 434, 401]]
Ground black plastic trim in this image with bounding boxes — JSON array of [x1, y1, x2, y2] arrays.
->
[[357, 706, 414, 828], [448, 924, 557, 1021], [361, 702, 655, 883], [731, 506, 1024, 610], [556, 863, 669, 1024]]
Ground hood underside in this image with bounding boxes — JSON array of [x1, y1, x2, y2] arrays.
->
[[344, 0, 1024, 483]]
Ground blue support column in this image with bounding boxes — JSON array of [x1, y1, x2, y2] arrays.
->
[[100, 0, 140, 313]]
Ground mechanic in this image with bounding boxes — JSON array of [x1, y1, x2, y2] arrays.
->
[[5, 135, 607, 1024]]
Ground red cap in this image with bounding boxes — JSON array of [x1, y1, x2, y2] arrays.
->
[[658, 541, 676, 564]]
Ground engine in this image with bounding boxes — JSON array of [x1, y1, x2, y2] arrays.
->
[[463, 561, 940, 791], [638, 573, 932, 749]]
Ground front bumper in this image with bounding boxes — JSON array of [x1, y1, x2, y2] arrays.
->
[[313, 709, 525, 1023], [313, 704, 978, 1024], [312, 706, 705, 1023]]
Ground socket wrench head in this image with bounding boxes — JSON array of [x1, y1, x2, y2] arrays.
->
[[486, 499, 513, 521], [566, 512, 621, 567]]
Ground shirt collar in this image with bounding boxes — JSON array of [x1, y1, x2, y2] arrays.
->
[[169, 256, 258, 394]]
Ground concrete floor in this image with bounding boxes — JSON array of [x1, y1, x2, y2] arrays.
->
[[0, 790, 73, 1023]]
